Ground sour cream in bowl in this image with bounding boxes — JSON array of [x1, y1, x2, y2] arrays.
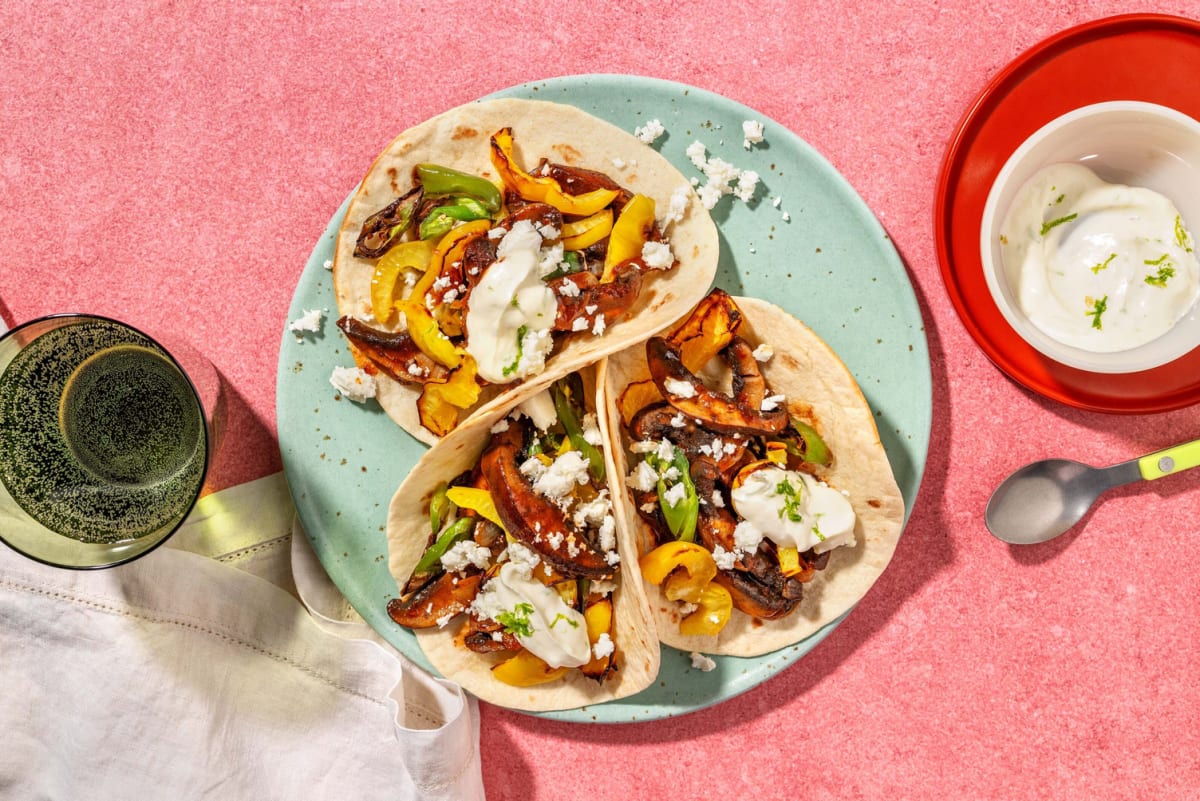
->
[[981, 101, 1200, 373]]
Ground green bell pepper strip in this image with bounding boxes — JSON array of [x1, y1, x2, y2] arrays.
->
[[790, 418, 830, 465], [429, 482, 453, 535], [542, 251, 584, 281], [415, 164, 502, 213], [552, 377, 605, 482], [354, 185, 424, 259], [418, 198, 493, 240], [413, 516, 474, 575], [656, 447, 698, 542]]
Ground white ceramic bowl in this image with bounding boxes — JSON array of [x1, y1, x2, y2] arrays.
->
[[980, 101, 1200, 373]]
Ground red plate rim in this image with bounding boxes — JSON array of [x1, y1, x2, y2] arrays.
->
[[934, 13, 1200, 414]]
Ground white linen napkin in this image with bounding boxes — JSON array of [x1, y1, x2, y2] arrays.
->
[[0, 473, 484, 801]]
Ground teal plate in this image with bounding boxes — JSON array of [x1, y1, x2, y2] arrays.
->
[[277, 75, 931, 723]]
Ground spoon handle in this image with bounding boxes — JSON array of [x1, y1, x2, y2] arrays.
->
[[1137, 438, 1200, 480]]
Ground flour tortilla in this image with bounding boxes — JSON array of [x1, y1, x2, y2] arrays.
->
[[604, 297, 905, 657], [385, 363, 660, 712], [335, 98, 719, 445]]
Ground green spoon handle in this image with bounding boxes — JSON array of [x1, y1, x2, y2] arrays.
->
[[1138, 438, 1200, 480]]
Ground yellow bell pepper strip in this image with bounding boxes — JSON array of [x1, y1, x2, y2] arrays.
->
[[678, 583, 733, 636], [666, 288, 741, 373], [412, 516, 474, 575], [415, 163, 502, 213], [640, 541, 717, 598], [560, 208, 614, 251], [411, 218, 492, 301], [777, 546, 802, 577], [579, 597, 616, 681], [445, 485, 507, 534], [370, 239, 436, 325], [492, 649, 569, 687], [354, 185, 425, 258], [399, 299, 461, 369], [764, 441, 789, 466], [551, 375, 604, 481], [416, 355, 482, 436], [602, 194, 656, 282], [616, 379, 663, 426], [489, 128, 619, 216]]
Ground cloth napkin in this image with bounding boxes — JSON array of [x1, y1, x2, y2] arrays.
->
[[0, 473, 485, 801]]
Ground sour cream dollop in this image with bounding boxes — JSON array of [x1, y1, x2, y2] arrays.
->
[[1000, 163, 1200, 352], [729, 466, 856, 555], [470, 562, 590, 669], [465, 220, 559, 383]]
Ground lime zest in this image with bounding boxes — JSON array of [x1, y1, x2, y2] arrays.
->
[[1086, 295, 1108, 330], [1040, 213, 1077, 236]]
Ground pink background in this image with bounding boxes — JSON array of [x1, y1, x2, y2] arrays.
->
[[4, 2, 1199, 798]]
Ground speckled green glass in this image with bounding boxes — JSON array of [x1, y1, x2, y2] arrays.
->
[[0, 316, 208, 568]]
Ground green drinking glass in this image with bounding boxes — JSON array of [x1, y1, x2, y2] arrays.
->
[[0, 314, 211, 568]]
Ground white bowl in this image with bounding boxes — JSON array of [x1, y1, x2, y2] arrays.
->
[[980, 101, 1200, 373]]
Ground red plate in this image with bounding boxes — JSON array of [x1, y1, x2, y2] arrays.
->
[[935, 14, 1200, 413]]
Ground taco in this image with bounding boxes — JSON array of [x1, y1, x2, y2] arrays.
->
[[332, 98, 719, 444], [384, 368, 659, 711], [605, 289, 905, 657]]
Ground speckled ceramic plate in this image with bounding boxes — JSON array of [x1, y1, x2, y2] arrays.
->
[[277, 75, 931, 722]]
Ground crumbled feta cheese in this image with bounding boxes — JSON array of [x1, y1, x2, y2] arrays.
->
[[711, 544, 737, 571], [597, 514, 616, 553], [760, 394, 786, 412], [505, 541, 542, 575], [516, 327, 554, 378], [487, 226, 506, 240], [490, 418, 510, 434], [628, 460, 659, 492], [440, 540, 492, 574], [556, 277, 581, 298], [573, 490, 612, 530], [526, 450, 591, 508], [711, 490, 725, 509], [733, 519, 764, 555], [604, 549, 620, 567], [592, 632, 615, 660], [589, 579, 618, 595], [435, 612, 455, 629], [660, 185, 692, 229], [611, 157, 626, 169], [742, 119, 765, 149], [431, 275, 452, 293], [329, 366, 376, 403], [634, 118, 666, 144], [571, 317, 589, 332], [734, 170, 759, 203], [662, 481, 687, 508], [289, 308, 324, 333], [407, 363, 428, 378], [640, 501, 659, 515], [782, 211, 791, 222], [752, 342, 774, 362], [686, 141, 761, 209], [322, 259, 333, 270], [592, 315, 607, 336], [641, 240, 675, 270], [536, 223, 560, 241], [669, 412, 686, 428], [581, 413, 603, 446], [689, 652, 717, 672], [664, 378, 696, 398]]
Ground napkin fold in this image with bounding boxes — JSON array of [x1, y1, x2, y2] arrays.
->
[[0, 474, 484, 801]]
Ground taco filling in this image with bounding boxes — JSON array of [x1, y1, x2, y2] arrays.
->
[[615, 290, 861, 637], [387, 374, 625, 687], [337, 127, 678, 438]]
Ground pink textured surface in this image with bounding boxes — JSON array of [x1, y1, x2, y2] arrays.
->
[[3, 2, 1200, 798]]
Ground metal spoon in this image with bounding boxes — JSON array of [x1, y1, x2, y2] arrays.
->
[[985, 438, 1200, 544]]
